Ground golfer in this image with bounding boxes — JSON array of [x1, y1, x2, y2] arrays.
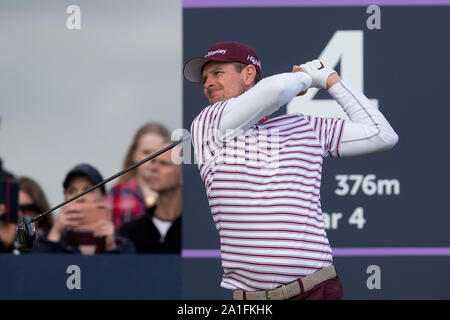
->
[[184, 41, 398, 300]]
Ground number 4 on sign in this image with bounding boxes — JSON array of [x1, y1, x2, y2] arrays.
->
[[287, 30, 379, 119], [348, 207, 366, 229]]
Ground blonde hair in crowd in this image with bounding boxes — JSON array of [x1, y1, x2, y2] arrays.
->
[[120, 122, 171, 182]]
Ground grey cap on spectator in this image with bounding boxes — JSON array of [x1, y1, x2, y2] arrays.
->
[[63, 163, 105, 195]]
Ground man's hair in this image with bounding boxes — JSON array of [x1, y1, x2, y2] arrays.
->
[[232, 62, 261, 85]]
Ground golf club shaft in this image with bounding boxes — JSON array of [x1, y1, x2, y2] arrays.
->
[[31, 134, 190, 223]]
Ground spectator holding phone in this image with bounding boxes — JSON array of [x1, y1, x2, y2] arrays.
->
[[1, 176, 54, 254], [0, 204, 16, 252], [0, 159, 16, 252], [109, 122, 170, 230], [34, 163, 136, 254]]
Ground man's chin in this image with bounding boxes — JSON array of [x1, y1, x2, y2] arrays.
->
[[209, 96, 225, 104]]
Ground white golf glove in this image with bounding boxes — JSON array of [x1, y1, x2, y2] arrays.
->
[[300, 59, 336, 89]]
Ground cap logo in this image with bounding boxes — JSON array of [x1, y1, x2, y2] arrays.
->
[[205, 49, 227, 58], [247, 55, 261, 68]]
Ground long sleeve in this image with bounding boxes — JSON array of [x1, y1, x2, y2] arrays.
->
[[219, 72, 312, 141], [191, 72, 312, 171], [328, 78, 399, 157]]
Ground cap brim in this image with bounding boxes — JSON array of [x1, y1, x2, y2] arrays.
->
[[63, 169, 91, 189], [184, 56, 248, 83], [63, 170, 105, 194], [63, 171, 78, 189], [183, 57, 210, 83]]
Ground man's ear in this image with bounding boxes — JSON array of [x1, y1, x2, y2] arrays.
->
[[242, 64, 257, 87]]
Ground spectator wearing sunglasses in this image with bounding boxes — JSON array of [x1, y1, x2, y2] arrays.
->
[[0, 176, 52, 253], [16, 177, 53, 239]]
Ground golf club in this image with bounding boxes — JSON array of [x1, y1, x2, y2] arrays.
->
[[16, 134, 191, 251]]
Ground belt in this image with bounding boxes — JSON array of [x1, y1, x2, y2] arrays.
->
[[232, 265, 336, 300]]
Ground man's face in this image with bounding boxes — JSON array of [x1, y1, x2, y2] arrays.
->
[[64, 175, 103, 202], [148, 146, 182, 193], [201, 62, 246, 104]]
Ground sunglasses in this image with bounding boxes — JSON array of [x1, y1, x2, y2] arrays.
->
[[19, 204, 41, 215]]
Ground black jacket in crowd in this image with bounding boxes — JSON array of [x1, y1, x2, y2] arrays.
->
[[119, 205, 181, 254], [33, 231, 136, 254]]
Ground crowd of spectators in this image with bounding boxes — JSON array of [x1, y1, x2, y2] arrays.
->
[[0, 122, 182, 255]]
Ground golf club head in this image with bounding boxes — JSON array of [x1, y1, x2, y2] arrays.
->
[[16, 215, 36, 251]]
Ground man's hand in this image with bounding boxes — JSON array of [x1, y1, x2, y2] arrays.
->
[[299, 60, 340, 90]]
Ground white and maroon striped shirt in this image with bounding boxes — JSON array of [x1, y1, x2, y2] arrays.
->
[[191, 73, 398, 291]]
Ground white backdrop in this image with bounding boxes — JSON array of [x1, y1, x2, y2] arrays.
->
[[0, 0, 182, 208]]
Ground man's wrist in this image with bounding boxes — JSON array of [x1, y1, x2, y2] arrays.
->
[[326, 73, 341, 90]]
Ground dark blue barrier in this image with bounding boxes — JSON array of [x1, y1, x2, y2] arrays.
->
[[0, 254, 182, 299]]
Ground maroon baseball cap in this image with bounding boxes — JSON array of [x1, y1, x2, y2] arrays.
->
[[183, 41, 263, 83]]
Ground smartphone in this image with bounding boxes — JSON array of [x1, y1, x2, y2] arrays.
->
[[65, 202, 111, 246], [71, 202, 111, 231], [0, 179, 19, 224], [66, 230, 105, 246]]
